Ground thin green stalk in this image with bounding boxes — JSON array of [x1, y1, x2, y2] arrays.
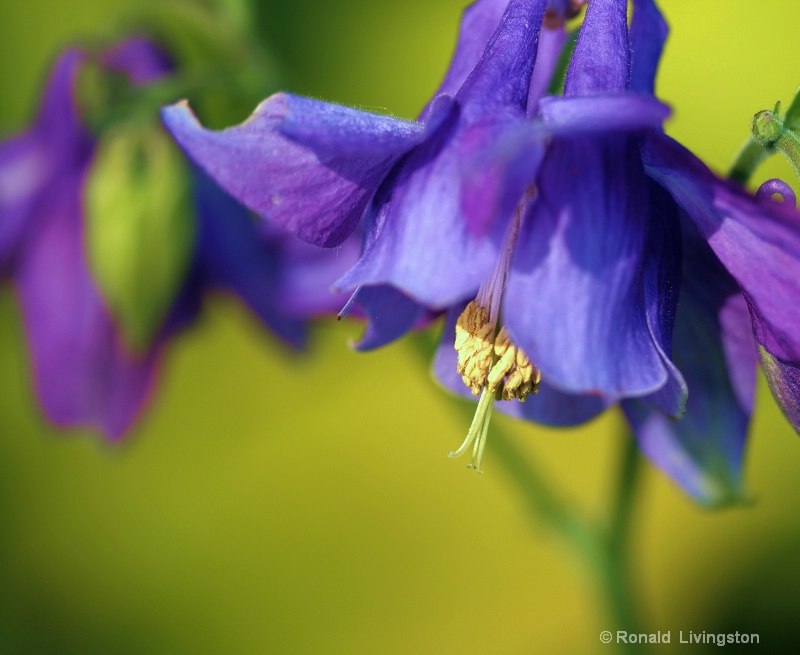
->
[[728, 138, 769, 185], [598, 432, 649, 654]]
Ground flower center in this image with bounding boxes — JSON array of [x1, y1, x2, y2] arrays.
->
[[449, 193, 541, 473]]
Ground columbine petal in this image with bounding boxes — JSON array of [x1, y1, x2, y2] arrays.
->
[[272, 226, 362, 322], [456, 0, 548, 117], [563, 0, 628, 96], [32, 49, 91, 160], [623, 221, 757, 505], [505, 135, 670, 400], [636, 180, 686, 418], [460, 122, 549, 237], [760, 349, 800, 433], [527, 24, 568, 112], [434, 304, 608, 425], [15, 170, 159, 439], [424, 0, 510, 114], [161, 94, 426, 247], [350, 285, 431, 351], [642, 132, 800, 363], [538, 94, 670, 135], [1, 49, 90, 267], [190, 169, 308, 347], [334, 107, 508, 308], [338, 0, 550, 308], [629, 0, 668, 95]]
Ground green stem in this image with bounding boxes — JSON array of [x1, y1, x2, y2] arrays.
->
[[608, 430, 642, 560], [772, 129, 800, 178], [728, 138, 770, 185], [599, 432, 649, 653]]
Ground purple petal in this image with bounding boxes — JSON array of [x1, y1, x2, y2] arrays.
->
[[643, 132, 800, 363], [465, 96, 668, 253], [629, 0, 668, 94], [351, 285, 431, 351], [460, 120, 549, 236], [191, 170, 307, 348], [15, 170, 159, 439], [505, 135, 670, 400], [162, 94, 426, 247], [433, 304, 608, 425], [33, 48, 91, 159], [760, 349, 800, 434], [456, 0, 549, 117], [334, 107, 507, 309], [538, 94, 670, 134], [273, 227, 362, 321], [341, 1, 557, 306], [422, 0, 510, 117], [1, 49, 91, 266], [564, 0, 628, 96], [0, 133, 47, 268], [635, 181, 686, 418], [623, 221, 757, 505], [527, 25, 568, 113]]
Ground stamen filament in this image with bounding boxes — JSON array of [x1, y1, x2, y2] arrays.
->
[[469, 394, 494, 474], [449, 385, 496, 472]]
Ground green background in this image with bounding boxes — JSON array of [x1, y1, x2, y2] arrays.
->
[[2, 1, 800, 653]]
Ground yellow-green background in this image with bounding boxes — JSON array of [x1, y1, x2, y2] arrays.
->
[[1, 1, 800, 653]]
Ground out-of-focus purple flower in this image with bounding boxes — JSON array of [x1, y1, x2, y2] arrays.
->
[[162, 0, 800, 503], [0, 39, 357, 438], [0, 48, 153, 439]]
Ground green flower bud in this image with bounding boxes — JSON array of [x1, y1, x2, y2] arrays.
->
[[752, 107, 782, 145], [85, 124, 196, 353]]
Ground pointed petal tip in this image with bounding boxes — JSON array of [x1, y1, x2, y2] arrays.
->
[[160, 99, 197, 129]]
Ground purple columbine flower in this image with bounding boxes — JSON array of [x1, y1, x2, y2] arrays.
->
[[162, 0, 583, 394], [162, 0, 800, 504], [0, 39, 357, 438]]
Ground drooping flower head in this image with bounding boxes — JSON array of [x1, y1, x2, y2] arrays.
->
[[163, 0, 800, 504]]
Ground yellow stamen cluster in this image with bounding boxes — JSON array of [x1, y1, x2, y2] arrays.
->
[[455, 301, 494, 394], [489, 327, 541, 401], [454, 301, 540, 401]]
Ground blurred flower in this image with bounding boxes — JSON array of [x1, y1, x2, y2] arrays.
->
[[0, 37, 357, 438], [163, 0, 800, 502]]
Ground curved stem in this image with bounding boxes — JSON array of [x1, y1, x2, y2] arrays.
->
[[728, 138, 770, 185]]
